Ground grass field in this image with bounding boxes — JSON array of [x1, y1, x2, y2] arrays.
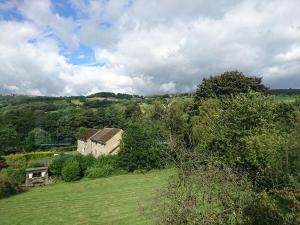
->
[[0, 169, 174, 225], [272, 95, 300, 103]]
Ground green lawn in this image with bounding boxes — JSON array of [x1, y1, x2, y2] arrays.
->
[[0, 169, 174, 225]]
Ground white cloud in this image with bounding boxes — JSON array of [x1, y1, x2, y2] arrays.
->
[[0, 0, 300, 96]]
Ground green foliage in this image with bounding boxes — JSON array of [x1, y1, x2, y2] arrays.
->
[[158, 163, 253, 225], [61, 159, 81, 182], [0, 173, 19, 199], [5, 154, 27, 168], [1, 167, 26, 184], [191, 92, 300, 189], [118, 124, 168, 172], [86, 155, 124, 178], [50, 153, 96, 179], [244, 188, 300, 225], [195, 71, 267, 100], [49, 154, 70, 177], [191, 98, 222, 146], [26, 128, 51, 149], [71, 153, 96, 175], [5, 152, 54, 167], [242, 129, 288, 188], [26, 161, 45, 168], [0, 127, 18, 150]]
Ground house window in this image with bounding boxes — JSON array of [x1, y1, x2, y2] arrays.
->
[[33, 172, 41, 177], [28, 173, 33, 179], [41, 172, 46, 177]]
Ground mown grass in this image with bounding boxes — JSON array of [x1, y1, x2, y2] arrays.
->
[[0, 169, 174, 225]]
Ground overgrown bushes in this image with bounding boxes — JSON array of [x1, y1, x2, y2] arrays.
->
[[244, 188, 300, 225], [191, 92, 300, 189], [118, 124, 168, 172], [1, 167, 26, 184], [5, 152, 54, 167], [157, 161, 253, 225], [50, 153, 125, 181], [62, 159, 81, 182], [0, 173, 19, 199], [86, 155, 124, 178]]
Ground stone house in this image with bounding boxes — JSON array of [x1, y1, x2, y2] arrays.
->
[[77, 128, 123, 157]]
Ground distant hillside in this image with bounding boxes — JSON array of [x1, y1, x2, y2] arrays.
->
[[87, 92, 142, 99], [268, 89, 300, 95]]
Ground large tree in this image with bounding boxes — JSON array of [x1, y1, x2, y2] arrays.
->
[[118, 124, 168, 171], [195, 71, 267, 100], [26, 128, 51, 149]]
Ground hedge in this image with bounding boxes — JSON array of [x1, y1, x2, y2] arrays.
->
[[5, 152, 55, 167]]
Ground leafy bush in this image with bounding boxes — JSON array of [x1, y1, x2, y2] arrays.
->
[[1, 167, 26, 184], [62, 159, 81, 182], [49, 153, 96, 179], [119, 124, 168, 172], [5, 154, 27, 168], [26, 161, 45, 168], [0, 173, 19, 199], [192, 92, 300, 189], [51, 146, 76, 153], [86, 155, 123, 178], [71, 153, 96, 175], [49, 154, 70, 178], [5, 152, 54, 167], [157, 162, 253, 225], [244, 188, 300, 225]]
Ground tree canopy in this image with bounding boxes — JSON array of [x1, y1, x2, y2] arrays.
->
[[195, 71, 267, 100]]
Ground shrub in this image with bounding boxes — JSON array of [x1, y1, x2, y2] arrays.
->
[[244, 188, 300, 225], [1, 167, 26, 184], [71, 153, 96, 175], [5, 152, 54, 168], [51, 146, 76, 153], [157, 163, 253, 225], [26, 161, 45, 168], [49, 154, 70, 178], [86, 165, 115, 178], [86, 155, 122, 178], [0, 173, 19, 199], [191, 92, 300, 189], [62, 159, 81, 182], [5, 154, 27, 168]]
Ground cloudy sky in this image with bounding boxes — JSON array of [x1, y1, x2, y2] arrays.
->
[[0, 0, 299, 96]]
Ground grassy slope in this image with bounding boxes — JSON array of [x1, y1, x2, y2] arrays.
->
[[0, 169, 174, 225]]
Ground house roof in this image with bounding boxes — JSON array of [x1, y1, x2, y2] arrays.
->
[[90, 128, 122, 144], [78, 128, 99, 141]]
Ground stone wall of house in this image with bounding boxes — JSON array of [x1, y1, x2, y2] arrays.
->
[[77, 139, 93, 155], [77, 140, 86, 154]]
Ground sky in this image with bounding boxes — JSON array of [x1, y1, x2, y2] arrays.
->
[[0, 0, 299, 96]]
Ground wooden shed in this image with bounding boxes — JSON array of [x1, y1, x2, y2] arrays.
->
[[25, 167, 49, 187]]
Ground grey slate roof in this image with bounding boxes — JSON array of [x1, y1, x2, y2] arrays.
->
[[90, 128, 122, 144]]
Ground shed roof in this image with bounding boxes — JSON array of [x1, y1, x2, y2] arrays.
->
[[26, 167, 48, 172], [78, 128, 99, 141], [90, 128, 122, 144]]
